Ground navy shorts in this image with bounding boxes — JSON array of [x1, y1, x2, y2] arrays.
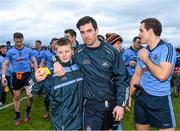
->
[[134, 90, 176, 129], [83, 99, 119, 130], [12, 72, 31, 90]]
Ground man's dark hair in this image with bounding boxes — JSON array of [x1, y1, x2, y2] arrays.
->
[[0, 45, 6, 49], [97, 35, 105, 41], [57, 37, 72, 47], [50, 37, 58, 45], [64, 29, 77, 37], [133, 36, 141, 42], [76, 16, 98, 30], [35, 40, 42, 44], [140, 18, 162, 36], [13, 32, 24, 39]]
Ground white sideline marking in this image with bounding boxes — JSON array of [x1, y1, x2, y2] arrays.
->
[[0, 96, 27, 110]]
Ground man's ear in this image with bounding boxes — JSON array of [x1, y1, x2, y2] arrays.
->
[[72, 48, 74, 55], [95, 27, 99, 34]]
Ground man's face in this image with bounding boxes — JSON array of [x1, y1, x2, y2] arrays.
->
[[138, 23, 150, 44], [35, 42, 41, 50], [79, 22, 98, 47], [51, 40, 57, 50], [113, 41, 123, 52], [0, 47, 7, 55], [134, 38, 141, 50], [64, 33, 76, 46], [14, 38, 23, 47], [56, 44, 73, 63]]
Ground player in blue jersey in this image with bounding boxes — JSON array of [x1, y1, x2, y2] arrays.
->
[[0, 45, 14, 105], [1, 32, 38, 126], [122, 36, 142, 77], [39, 38, 58, 119], [33, 40, 45, 66], [64, 29, 80, 51], [127, 18, 176, 130]]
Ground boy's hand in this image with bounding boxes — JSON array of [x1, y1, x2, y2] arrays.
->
[[53, 62, 65, 76], [35, 68, 47, 82]]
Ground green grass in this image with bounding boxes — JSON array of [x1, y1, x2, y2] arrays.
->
[[0, 92, 179, 130]]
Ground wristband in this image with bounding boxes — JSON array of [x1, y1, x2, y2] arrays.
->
[[2, 74, 6, 78], [52, 55, 60, 64]]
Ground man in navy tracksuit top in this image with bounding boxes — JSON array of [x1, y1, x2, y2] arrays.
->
[[54, 16, 130, 130], [29, 38, 83, 130]]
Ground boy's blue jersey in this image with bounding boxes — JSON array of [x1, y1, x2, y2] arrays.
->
[[43, 50, 55, 69], [123, 46, 138, 76], [0, 55, 12, 76], [137, 40, 176, 96], [33, 49, 45, 65], [5, 46, 34, 72]]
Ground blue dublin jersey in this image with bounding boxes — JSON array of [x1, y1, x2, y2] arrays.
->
[[137, 40, 176, 96], [43, 50, 55, 70], [0, 55, 12, 76], [123, 46, 138, 76], [6, 46, 34, 72], [33, 49, 45, 65]]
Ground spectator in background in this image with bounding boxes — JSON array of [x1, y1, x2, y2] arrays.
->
[[122, 36, 142, 77], [0, 45, 13, 106], [105, 32, 130, 130], [6, 41, 12, 50], [106, 33, 124, 53], [172, 48, 180, 96]]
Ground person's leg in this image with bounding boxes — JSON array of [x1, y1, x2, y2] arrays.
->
[[83, 99, 104, 130], [7, 76, 14, 97], [134, 91, 151, 130], [24, 85, 33, 123], [144, 95, 176, 130], [135, 124, 150, 130], [13, 89, 21, 126], [0, 86, 4, 105], [0, 91, 6, 104], [43, 95, 50, 119]]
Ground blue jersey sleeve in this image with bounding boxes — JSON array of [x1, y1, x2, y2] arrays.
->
[[160, 44, 176, 64], [29, 48, 35, 59], [5, 50, 12, 62]]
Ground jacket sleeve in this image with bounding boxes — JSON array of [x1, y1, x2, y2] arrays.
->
[[28, 72, 52, 95], [113, 51, 130, 107]]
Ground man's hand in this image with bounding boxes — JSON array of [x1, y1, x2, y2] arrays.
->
[[138, 48, 149, 62], [129, 60, 137, 66], [53, 62, 65, 76], [1, 76, 7, 86], [112, 105, 124, 121]]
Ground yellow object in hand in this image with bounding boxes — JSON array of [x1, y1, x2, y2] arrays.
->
[[4, 85, 9, 93], [38, 67, 51, 77]]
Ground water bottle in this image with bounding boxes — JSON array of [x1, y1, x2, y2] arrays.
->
[[4, 80, 9, 93]]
